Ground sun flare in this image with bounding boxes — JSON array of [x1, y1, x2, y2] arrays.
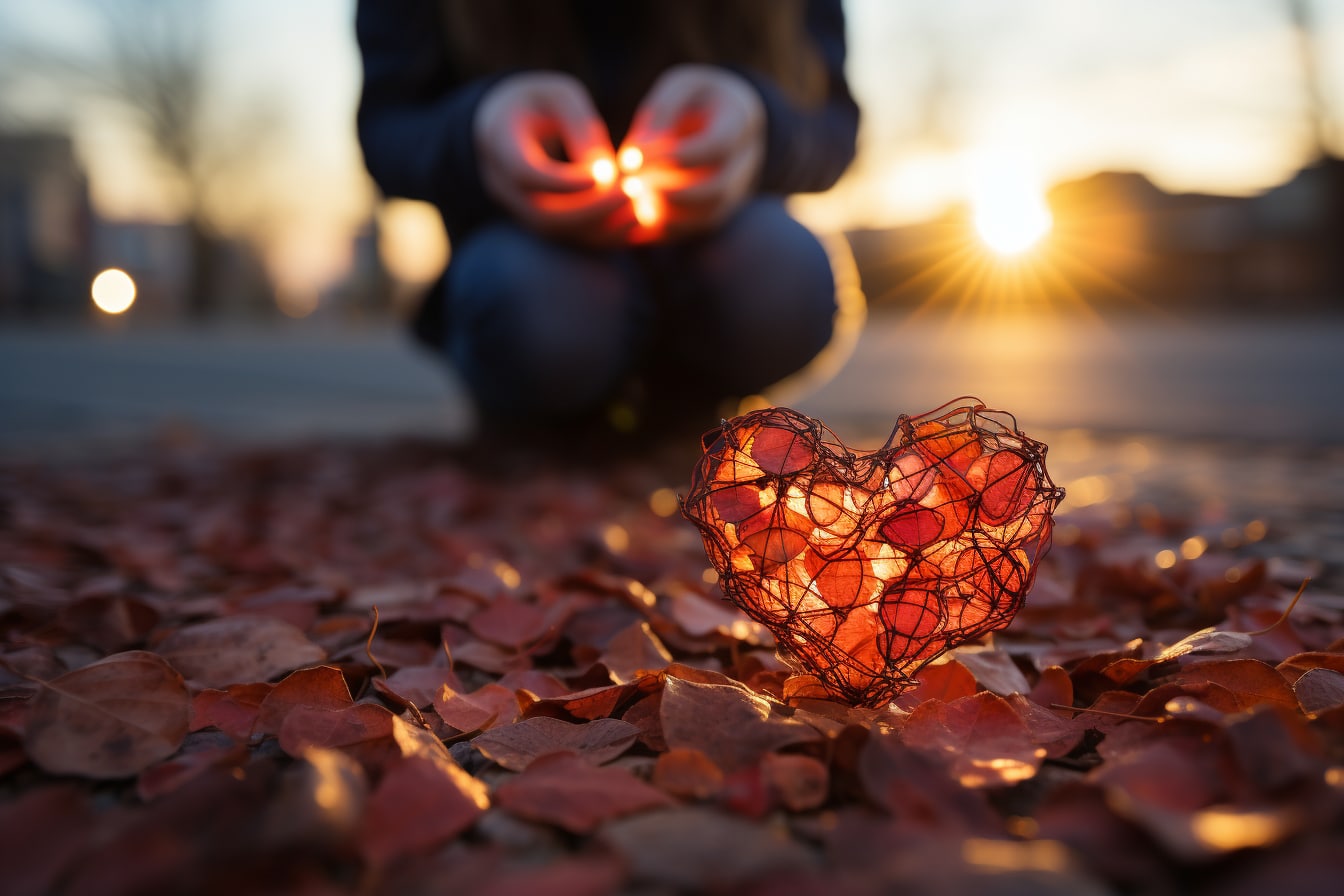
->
[[970, 153, 1053, 256]]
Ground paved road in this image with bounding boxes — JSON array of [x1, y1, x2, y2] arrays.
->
[[3, 311, 1343, 584]]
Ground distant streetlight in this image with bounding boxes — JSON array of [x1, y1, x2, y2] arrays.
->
[[91, 268, 137, 314]]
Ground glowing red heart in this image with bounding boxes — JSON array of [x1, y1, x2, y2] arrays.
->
[[683, 400, 1064, 707]]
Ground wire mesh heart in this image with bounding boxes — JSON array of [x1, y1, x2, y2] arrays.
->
[[683, 399, 1064, 707]]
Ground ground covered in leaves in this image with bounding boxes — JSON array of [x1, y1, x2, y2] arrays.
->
[[2, 437, 1343, 895]]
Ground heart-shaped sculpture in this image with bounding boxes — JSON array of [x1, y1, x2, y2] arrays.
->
[[683, 399, 1064, 707]]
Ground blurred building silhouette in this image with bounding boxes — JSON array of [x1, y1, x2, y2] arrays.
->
[[0, 132, 92, 317]]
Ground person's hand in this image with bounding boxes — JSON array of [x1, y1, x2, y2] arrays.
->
[[474, 72, 632, 247], [624, 64, 766, 239]]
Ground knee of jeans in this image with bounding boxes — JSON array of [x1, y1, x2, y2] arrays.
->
[[445, 226, 640, 415]]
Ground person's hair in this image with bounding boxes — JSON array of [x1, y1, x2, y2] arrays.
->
[[439, 0, 827, 108]]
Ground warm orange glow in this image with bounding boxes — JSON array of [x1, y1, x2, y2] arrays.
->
[[590, 157, 617, 187], [91, 268, 136, 314], [618, 146, 644, 173], [621, 174, 661, 225], [620, 176, 648, 199], [376, 199, 450, 285]]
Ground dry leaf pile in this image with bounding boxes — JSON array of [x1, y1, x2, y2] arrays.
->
[[1, 438, 1343, 895]]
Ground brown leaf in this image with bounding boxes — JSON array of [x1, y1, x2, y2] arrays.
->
[[952, 649, 1031, 695], [760, 752, 828, 811], [599, 621, 673, 684], [601, 807, 817, 889], [652, 747, 724, 800], [1167, 659, 1298, 712], [358, 754, 488, 867], [468, 593, 557, 649], [433, 682, 519, 733], [494, 752, 673, 834], [25, 650, 190, 779], [378, 664, 466, 709], [472, 717, 638, 771], [1005, 693, 1086, 758], [1277, 650, 1344, 684], [157, 615, 326, 688], [1293, 667, 1344, 715], [900, 691, 1045, 787], [1155, 627, 1252, 662], [659, 675, 820, 773]]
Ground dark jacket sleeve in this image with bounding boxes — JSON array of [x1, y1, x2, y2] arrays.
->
[[354, 0, 505, 237], [737, 0, 859, 195]]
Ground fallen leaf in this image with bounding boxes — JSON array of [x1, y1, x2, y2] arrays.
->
[[433, 682, 519, 733], [900, 691, 1045, 787], [1293, 667, 1344, 715], [252, 665, 353, 736], [760, 752, 829, 811], [494, 752, 673, 834], [953, 649, 1031, 696], [599, 621, 673, 683], [601, 807, 817, 889], [157, 615, 326, 688], [190, 682, 271, 740], [1166, 659, 1298, 712], [659, 675, 820, 773], [472, 717, 638, 771], [1277, 650, 1344, 684], [893, 659, 977, 710], [1154, 627, 1252, 662], [358, 754, 488, 866], [25, 650, 190, 779], [652, 747, 724, 800]]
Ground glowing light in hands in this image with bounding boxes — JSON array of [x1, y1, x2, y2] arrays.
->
[[590, 157, 617, 187], [91, 268, 136, 314], [617, 146, 644, 173], [593, 145, 661, 227], [969, 152, 1053, 256], [621, 175, 660, 226]]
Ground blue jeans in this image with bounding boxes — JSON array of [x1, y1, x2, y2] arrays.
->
[[441, 197, 836, 423]]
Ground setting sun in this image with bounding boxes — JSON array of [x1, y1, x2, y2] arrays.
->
[[970, 153, 1054, 256], [90, 268, 136, 314]]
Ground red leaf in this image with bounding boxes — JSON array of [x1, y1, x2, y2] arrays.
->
[[1167, 659, 1298, 712], [472, 717, 638, 771], [25, 650, 190, 779], [190, 682, 271, 739], [358, 755, 488, 867], [278, 702, 398, 768], [433, 682, 519, 733], [900, 691, 1045, 787], [652, 747, 725, 800], [252, 665, 353, 736], [495, 752, 673, 834], [659, 675, 821, 773], [156, 615, 326, 688], [893, 659, 977, 710], [377, 664, 465, 708]]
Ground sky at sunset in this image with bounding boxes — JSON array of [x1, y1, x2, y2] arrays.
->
[[1, 0, 1341, 293]]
